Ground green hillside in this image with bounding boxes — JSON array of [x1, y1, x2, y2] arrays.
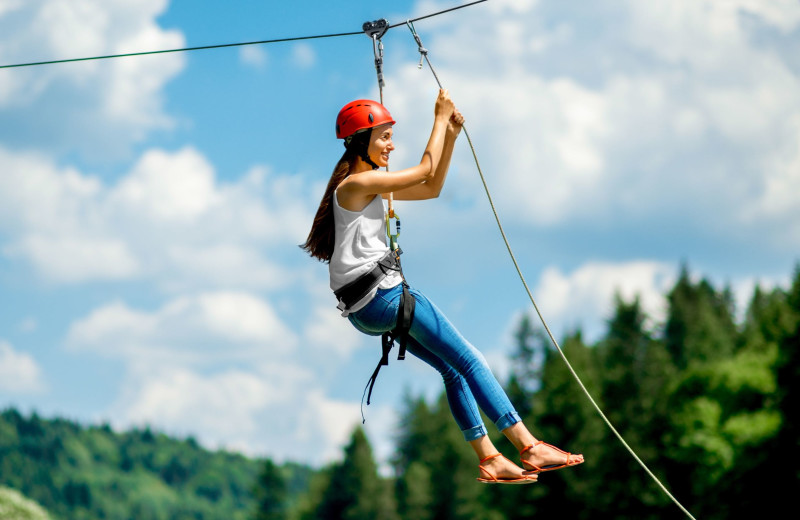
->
[[0, 410, 309, 520], [0, 486, 51, 520]]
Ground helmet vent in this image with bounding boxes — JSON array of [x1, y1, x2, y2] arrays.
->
[[368, 113, 374, 123]]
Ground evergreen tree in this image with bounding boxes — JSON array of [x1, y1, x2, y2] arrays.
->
[[393, 394, 490, 520], [663, 277, 792, 519], [253, 459, 288, 520], [665, 266, 737, 369], [765, 265, 800, 513], [396, 462, 433, 520], [312, 427, 398, 520], [592, 295, 674, 519], [504, 315, 548, 419], [523, 330, 601, 520]]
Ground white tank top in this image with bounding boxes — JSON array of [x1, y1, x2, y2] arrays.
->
[[329, 191, 403, 315]]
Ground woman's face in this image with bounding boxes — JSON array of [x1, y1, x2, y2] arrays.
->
[[367, 124, 394, 168]]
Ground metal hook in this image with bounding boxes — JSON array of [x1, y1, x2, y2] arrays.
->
[[364, 19, 389, 91]]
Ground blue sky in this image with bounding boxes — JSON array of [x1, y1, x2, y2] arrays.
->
[[1, 0, 799, 468]]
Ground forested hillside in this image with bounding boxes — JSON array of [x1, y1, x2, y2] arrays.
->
[[0, 410, 312, 520], [3, 264, 797, 519]]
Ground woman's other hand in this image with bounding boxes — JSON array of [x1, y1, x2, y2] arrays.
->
[[434, 89, 455, 120], [448, 108, 464, 136]]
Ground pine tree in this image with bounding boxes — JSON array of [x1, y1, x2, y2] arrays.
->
[[393, 393, 490, 520], [253, 459, 288, 520], [665, 265, 737, 369], [313, 427, 397, 520], [592, 294, 674, 519], [523, 329, 601, 520]]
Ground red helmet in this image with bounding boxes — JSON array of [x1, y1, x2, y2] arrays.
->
[[335, 99, 395, 140]]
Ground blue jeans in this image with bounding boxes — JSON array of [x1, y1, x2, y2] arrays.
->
[[348, 283, 521, 441]]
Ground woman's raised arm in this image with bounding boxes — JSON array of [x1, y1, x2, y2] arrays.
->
[[336, 89, 455, 210]]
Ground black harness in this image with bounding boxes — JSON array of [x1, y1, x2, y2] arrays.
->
[[334, 247, 416, 422]]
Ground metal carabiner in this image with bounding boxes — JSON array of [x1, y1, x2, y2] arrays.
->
[[363, 19, 389, 90], [386, 211, 401, 251]]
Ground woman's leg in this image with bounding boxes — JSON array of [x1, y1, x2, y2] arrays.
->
[[405, 336, 533, 480], [406, 288, 583, 473], [405, 287, 520, 432], [349, 284, 580, 473], [403, 336, 486, 440]]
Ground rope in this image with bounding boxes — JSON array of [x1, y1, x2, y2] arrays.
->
[[0, 0, 488, 70], [405, 21, 697, 520]]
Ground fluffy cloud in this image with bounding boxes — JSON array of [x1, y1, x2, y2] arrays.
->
[[533, 261, 677, 340], [390, 0, 800, 246], [0, 0, 185, 158], [0, 145, 311, 288], [0, 340, 45, 394], [290, 43, 316, 69], [67, 291, 298, 364], [118, 368, 278, 449], [64, 290, 377, 461], [240, 45, 268, 70]]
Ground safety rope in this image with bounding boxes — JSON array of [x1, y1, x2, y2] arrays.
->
[[405, 21, 697, 520]]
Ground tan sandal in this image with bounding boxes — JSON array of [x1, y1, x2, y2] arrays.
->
[[477, 453, 538, 484], [520, 440, 583, 474]]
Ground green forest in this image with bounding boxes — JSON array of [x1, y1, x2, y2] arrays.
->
[[2, 264, 797, 519]]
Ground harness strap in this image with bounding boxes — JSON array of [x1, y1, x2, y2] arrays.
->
[[361, 280, 416, 423]]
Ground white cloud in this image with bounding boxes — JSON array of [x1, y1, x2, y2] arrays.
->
[[387, 0, 800, 247], [290, 43, 316, 69], [7, 234, 140, 283], [111, 148, 220, 222], [240, 45, 268, 69], [533, 260, 677, 340], [120, 368, 275, 444], [0, 340, 45, 393], [304, 301, 364, 358], [67, 291, 297, 364], [0, 0, 185, 158], [299, 389, 363, 461], [0, 145, 312, 288]]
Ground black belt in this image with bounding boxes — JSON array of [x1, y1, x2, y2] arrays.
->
[[334, 249, 402, 313]]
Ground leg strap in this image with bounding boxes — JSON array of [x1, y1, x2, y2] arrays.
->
[[361, 282, 416, 423]]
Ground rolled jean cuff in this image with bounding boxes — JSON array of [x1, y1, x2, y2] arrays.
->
[[462, 424, 488, 442], [494, 411, 522, 432]]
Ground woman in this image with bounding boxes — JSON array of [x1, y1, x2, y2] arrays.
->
[[303, 89, 583, 484]]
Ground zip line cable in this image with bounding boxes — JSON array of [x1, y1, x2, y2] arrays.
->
[[0, 32, 361, 70], [404, 20, 698, 520], [0, 0, 487, 70]]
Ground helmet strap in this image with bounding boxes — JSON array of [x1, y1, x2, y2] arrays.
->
[[345, 130, 379, 170]]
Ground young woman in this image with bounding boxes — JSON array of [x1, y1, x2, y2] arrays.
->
[[303, 90, 583, 484]]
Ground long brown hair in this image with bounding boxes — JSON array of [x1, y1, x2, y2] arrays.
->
[[302, 148, 358, 262]]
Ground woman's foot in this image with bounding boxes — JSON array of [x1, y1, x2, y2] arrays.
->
[[477, 453, 538, 484], [520, 441, 584, 474]]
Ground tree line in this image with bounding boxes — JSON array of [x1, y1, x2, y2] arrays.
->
[[263, 264, 798, 520], [2, 263, 797, 519]]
